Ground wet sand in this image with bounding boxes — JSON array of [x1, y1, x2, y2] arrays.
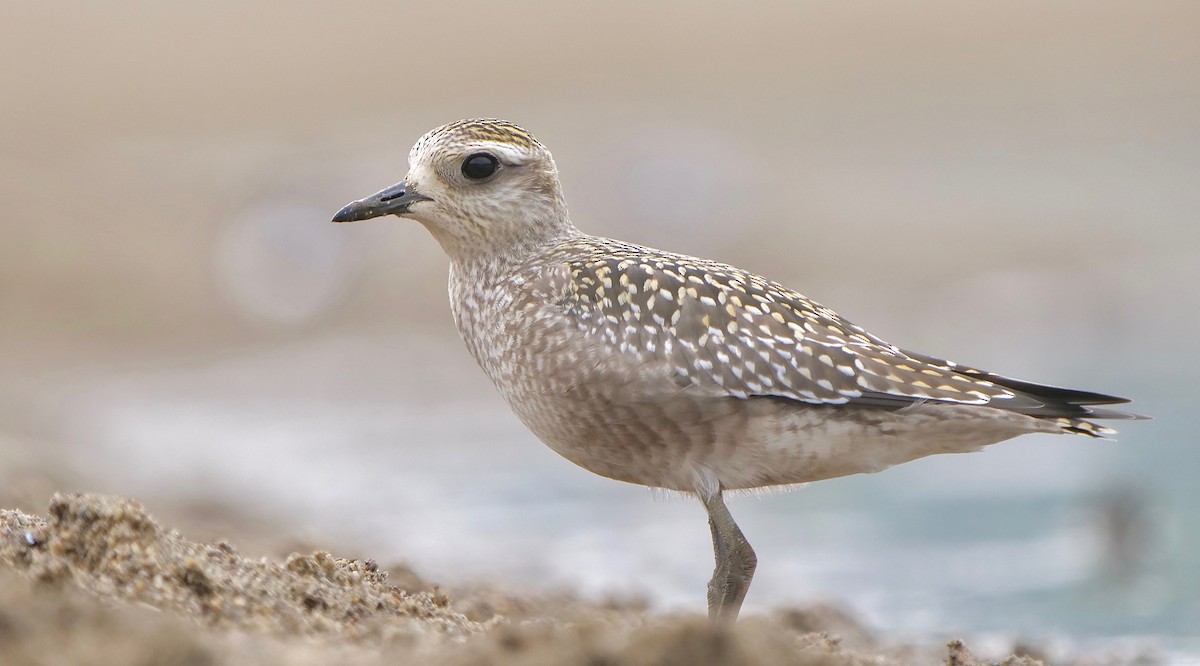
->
[[0, 487, 1060, 666]]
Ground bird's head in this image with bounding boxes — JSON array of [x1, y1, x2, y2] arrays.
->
[[333, 119, 573, 259]]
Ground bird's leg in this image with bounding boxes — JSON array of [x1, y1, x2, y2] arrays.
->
[[703, 490, 757, 624]]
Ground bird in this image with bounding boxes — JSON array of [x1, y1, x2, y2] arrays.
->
[[332, 118, 1142, 623]]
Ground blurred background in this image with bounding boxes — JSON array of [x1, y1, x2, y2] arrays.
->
[[1, 0, 1196, 653]]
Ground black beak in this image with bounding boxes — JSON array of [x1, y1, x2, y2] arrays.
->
[[332, 182, 431, 223]]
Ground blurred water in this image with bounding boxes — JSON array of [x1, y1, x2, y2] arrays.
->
[[45, 329, 1196, 651]]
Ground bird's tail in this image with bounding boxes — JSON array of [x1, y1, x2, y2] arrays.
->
[[900, 349, 1148, 437]]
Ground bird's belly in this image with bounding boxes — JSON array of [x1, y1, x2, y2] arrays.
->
[[504, 388, 1052, 493]]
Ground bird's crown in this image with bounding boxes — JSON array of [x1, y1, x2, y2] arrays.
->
[[414, 118, 544, 154]]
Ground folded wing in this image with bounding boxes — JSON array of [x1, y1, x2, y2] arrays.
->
[[546, 238, 1141, 435]]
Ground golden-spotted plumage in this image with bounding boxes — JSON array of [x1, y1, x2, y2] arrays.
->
[[534, 236, 1131, 437], [334, 118, 1143, 622]]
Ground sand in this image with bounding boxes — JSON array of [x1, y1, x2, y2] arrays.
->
[[0, 490, 1068, 666]]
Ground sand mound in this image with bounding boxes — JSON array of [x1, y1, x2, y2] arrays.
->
[[1, 493, 1048, 665]]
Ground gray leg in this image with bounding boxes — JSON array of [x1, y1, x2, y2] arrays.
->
[[703, 491, 757, 623]]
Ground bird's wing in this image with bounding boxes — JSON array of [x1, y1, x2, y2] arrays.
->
[[540, 241, 1016, 407], [538, 238, 1134, 424]]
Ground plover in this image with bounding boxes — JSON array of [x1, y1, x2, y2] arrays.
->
[[333, 118, 1141, 622]]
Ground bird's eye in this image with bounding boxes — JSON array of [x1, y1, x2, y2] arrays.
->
[[461, 153, 500, 181]]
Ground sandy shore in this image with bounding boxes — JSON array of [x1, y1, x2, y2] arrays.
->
[[0, 487, 1063, 666]]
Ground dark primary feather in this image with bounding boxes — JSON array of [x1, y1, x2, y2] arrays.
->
[[899, 350, 1145, 420]]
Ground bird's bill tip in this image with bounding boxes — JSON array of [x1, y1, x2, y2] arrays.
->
[[331, 200, 377, 223]]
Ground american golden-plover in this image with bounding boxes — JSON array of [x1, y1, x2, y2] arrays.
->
[[333, 118, 1141, 622]]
